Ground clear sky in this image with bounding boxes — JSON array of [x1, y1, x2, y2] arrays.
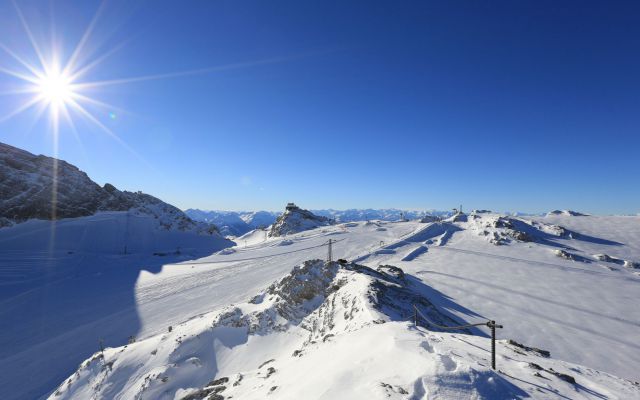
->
[[1, 0, 638, 214]]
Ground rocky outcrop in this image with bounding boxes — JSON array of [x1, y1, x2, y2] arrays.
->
[[213, 259, 466, 342], [0, 142, 217, 234], [269, 204, 334, 237]]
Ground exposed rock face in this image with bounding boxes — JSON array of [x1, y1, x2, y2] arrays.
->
[[623, 260, 639, 269], [420, 215, 439, 223], [269, 204, 334, 237], [215, 259, 466, 342], [554, 249, 574, 260], [0, 142, 217, 234]]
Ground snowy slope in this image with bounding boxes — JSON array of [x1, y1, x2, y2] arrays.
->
[[355, 212, 640, 382], [6, 212, 640, 399], [0, 143, 233, 400], [51, 259, 639, 400], [0, 212, 233, 400]]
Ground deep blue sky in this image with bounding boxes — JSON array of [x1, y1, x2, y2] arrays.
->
[[1, 0, 639, 214]]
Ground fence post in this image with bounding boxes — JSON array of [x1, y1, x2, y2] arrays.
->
[[490, 321, 496, 370], [487, 320, 503, 370]]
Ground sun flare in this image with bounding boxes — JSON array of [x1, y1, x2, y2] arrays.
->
[[36, 69, 74, 106]]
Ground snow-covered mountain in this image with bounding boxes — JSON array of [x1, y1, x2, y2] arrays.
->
[[312, 208, 447, 222], [52, 259, 640, 399], [0, 143, 233, 400], [184, 209, 252, 237], [546, 209, 590, 217], [269, 203, 334, 237], [239, 210, 278, 229], [9, 209, 640, 399], [3, 152, 639, 400], [0, 142, 217, 235], [184, 209, 278, 237], [185, 208, 448, 235]]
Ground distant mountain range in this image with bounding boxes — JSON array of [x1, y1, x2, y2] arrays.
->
[[184, 207, 453, 237], [184, 209, 280, 237]]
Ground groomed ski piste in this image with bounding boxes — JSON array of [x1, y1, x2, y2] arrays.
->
[[2, 211, 640, 399]]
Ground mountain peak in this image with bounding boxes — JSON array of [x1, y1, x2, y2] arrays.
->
[[0, 142, 217, 235], [269, 203, 334, 237]]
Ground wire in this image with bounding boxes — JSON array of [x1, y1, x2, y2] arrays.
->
[[413, 305, 493, 330], [166, 238, 345, 266]]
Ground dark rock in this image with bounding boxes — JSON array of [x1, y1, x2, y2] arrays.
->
[[507, 339, 551, 358], [548, 368, 577, 384], [258, 359, 275, 369], [207, 377, 229, 386]]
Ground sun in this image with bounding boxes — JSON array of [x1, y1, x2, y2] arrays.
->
[[0, 0, 290, 149], [36, 69, 74, 106]]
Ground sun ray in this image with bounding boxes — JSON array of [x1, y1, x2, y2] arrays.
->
[[0, 96, 42, 123], [0, 2, 329, 174], [70, 92, 134, 117], [22, 100, 49, 138], [0, 42, 43, 78], [12, 0, 49, 74], [59, 101, 88, 161], [63, 112, 91, 168], [0, 87, 40, 96], [67, 39, 130, 82], [0, 66, 41, 84], [66, 97, 148, 164], [63, 0, 108, 77], [74, 55, 306, 89]]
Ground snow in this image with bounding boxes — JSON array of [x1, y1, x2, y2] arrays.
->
[[50, 256, 640, 400], [0, 212, 231, 400], [3, 213, 640, 399]]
